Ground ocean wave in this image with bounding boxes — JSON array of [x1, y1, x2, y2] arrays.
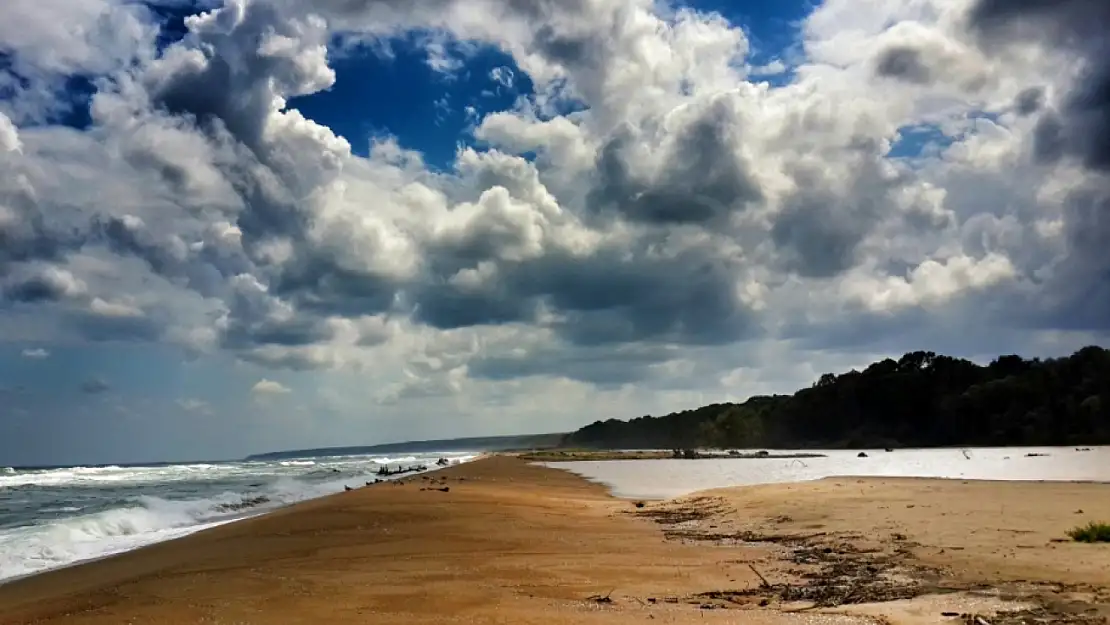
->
[[369, 456, 418, 465], [38, 506, 83, 514], [0, 479, 338, 581], [0, 451, 477, 581], [0, 463, 241, 489]]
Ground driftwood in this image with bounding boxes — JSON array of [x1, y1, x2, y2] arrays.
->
[[376, 464, 428, 477], [586, 589, 616, 604], [747, 563, 771, 588]]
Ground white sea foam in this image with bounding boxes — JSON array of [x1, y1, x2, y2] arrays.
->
[[0, 480, 352, 580], [366, 456, 418, 464], [0, 452, 477, 582], [0, 511, 232, 581]]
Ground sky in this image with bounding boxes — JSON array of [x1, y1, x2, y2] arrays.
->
[[0, 0, 1108, 466]]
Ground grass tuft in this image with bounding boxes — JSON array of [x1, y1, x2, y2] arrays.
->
[[1067, 521, 1110, 543]]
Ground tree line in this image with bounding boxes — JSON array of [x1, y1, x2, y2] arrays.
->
[[561, 346, 1110, 449]]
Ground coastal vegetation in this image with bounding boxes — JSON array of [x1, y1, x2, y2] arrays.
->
[[1068, 521, 1110, 543], [562, 346, 1110, 450]]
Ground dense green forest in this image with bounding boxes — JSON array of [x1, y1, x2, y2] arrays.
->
[[562, 346, 1110, 449]]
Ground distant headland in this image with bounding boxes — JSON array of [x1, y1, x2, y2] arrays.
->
[[244, 433, 566, 461]]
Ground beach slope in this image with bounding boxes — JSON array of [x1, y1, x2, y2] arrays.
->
[[3, 457, 1109, 624], [0, 457, 776, 625]]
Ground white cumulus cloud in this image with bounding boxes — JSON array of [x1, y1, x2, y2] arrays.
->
[[251, 379, 292, 396], [0, 0, 1106, 438]]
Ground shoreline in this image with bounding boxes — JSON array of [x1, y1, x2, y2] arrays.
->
[[529, 445, 1110, 501], [5, 450, 1107, 580], [5, 449, 1106, 568], [518, 444, 1107, 462], [0, 454, 483, 587], [2, 456, 1109, 624], [517, 449, 830, 461]]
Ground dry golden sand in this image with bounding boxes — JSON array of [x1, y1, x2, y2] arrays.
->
[[635, 477, 1110, 623], [0, 457, 1107, 625], [703, 478, 1110, 588]]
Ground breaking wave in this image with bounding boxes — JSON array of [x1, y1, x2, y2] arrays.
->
[[0, 453, 476, 581]]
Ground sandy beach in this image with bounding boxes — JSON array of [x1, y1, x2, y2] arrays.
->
[[1, 457, 1108, 624]]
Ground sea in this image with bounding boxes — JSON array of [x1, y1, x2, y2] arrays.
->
[[0, 451, 476, 582]]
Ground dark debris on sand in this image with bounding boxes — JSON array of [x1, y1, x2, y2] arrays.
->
[[632, 498, 1110, 622], [632, 497, 939, 609]]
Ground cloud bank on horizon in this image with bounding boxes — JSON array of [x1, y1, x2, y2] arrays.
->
[[0, 0, 1107, 464]]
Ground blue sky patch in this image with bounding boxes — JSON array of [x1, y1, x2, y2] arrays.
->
[[889, 111, 1005, 160], [290, 36, 534, 168]]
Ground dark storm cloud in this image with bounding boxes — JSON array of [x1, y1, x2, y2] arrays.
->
[[769, 130, 927, 280], [538, 254, 752, 346], [81, 378, 110, 394], [1040, 184, 1110, 331], [0, 211, 86, 269], [771, 160, 891, 278], [874, 46, 933, 84], [967, 0, 1107, 38], [95, 216, 179, 276], [966, 0, 1110, 331], [70, 310, 163, 343], [92, 215, 251, 298], [221, 316, 332, 348], [148, 2, 292, 151], [533, 25, 597, 70], [1014, 86, 1046, 116], [468, 343, 676, 387], [968, 0, 1110, 172], [412, 286, 537, 329], [217, 277, 337, 351], [272, 256, 404, 318], [589, 100, 762, 225], [2, 274, 70, 303], [771, 194, 870, 278], [413, 241, 755, 346]]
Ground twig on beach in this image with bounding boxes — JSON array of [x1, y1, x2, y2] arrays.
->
[[586, 588, 616, 604], [781, 604, 819, 613], [747, 563, 771, 588]]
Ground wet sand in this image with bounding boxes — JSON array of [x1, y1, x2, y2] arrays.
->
[[1, 457, 1108, 624]]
